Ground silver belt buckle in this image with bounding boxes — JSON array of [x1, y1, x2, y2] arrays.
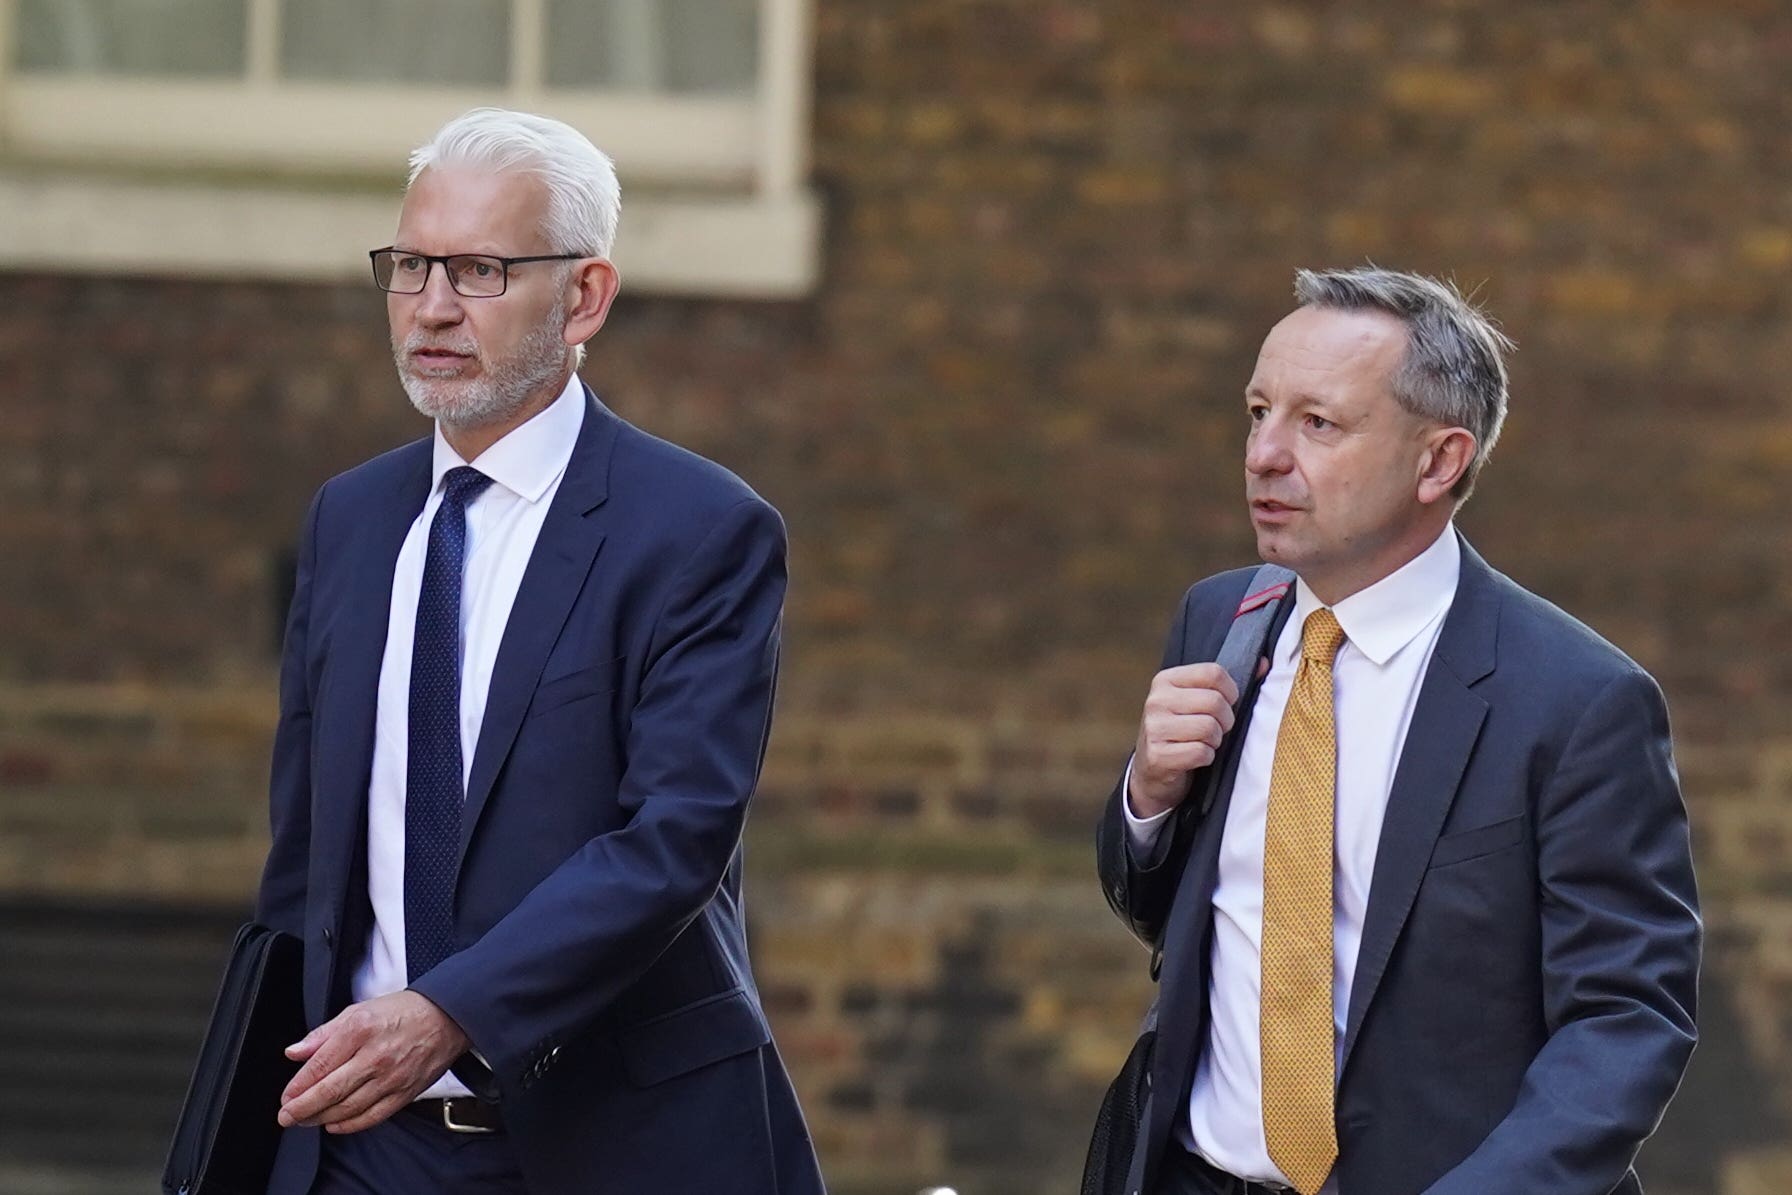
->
[[440, 1098, 497, 1135]]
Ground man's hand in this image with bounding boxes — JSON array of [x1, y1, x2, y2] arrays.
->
[[277, 989, 471, 1134], [1129, 662, 1240, 819]]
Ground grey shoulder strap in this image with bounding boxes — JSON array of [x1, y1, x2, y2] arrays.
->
[[1215, 563, 1296, 697], [1144, 563, 1299, 991], [1197, 563, 1296, 816]]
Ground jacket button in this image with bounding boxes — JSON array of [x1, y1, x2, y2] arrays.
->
[[322, 927, 334, 947]]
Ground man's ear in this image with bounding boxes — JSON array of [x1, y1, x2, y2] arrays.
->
[[1417, 427, 1477, 507], [564, 258, 621, 348]]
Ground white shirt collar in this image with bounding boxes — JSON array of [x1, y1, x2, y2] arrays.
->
[[429, 373, 586, 504], [1289, 524, 1461, 667]]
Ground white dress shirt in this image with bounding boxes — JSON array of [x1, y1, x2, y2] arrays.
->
[[352, 374, 585, 1099], [1126, 525, 1461, 1191]]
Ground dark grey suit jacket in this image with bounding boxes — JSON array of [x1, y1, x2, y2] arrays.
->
[[1098, 536, 1700, 1195]]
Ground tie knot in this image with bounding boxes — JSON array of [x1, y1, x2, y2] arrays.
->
[[1300, 607, 1345, 666], [441, 466, 492, 509]]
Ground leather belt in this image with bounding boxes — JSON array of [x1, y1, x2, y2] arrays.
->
[[405, 1097, 504, 1134], [1165, 1147, 1294, 1195]]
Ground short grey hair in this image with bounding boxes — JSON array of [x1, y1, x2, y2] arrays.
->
[[1293, 266, 1513, 501], [409, 107, 621, 260]]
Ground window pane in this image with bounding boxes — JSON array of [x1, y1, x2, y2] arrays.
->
[[15, 0, 246, 76], [545, 0, 757, 95], [281, 0, 509, 86]]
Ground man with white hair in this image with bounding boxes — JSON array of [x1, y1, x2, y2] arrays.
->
[[255, 107, 825, 1195]]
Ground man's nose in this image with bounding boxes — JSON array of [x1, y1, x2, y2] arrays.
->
[[413, 263, 466, 324], [1245, 418, 1293, 476]]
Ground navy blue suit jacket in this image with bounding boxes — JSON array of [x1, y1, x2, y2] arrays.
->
[[258, 389, 824, 1195], [1097, 538, 1700, 1195]]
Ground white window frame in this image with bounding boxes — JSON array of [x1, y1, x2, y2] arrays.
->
[[0, 0, 820, 297]]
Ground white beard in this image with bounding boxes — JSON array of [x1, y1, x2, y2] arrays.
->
[[395, 314, 570, 430]]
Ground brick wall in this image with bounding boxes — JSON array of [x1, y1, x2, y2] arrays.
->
[[4, 2, 1792, 1191]]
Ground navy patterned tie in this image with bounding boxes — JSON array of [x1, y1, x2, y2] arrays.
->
[[405, 465, 493, 981]]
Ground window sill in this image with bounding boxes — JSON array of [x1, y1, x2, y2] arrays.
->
[[0, 167, 822, 298]]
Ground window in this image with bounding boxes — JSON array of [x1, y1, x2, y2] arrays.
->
[[0, 0, 819, 295]]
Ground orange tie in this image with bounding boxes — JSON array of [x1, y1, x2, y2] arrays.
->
[[1260, 607, 1345, 1195]]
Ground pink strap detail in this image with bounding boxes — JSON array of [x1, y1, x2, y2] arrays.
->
[[1236, 582, 1292, 616]]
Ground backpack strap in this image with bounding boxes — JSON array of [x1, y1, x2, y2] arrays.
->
[[1145, 563, 1298, 984], [1197, 563, 1296, 815]]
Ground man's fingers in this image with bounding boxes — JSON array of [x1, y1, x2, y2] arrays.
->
[[271, 992, 467, 1129], [306, 1065, 397, 1128], [281, 1029, 356, 1106], [285, 1024, 327, 1061], [281, 1011, 365, 1100], [1147, 713, 1226, 748], [282, 1056, 377, 1128], [325, 1090, 414, 1136], [1134, 661, 1241, 815], [284, 1021, 333, 1067], [279, 1021, 371, 1122], [284, 1036, 352, 1098], [1159, 661, 1227, 686], [1145, 742, 1217, 773], [1158, 662, 1241, 705], [1150, 687, 1237, 729]]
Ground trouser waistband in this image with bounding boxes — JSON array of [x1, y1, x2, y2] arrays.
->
[[1158, 1146, 1295, 1195]]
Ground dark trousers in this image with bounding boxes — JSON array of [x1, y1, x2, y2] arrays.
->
[[306, 1109, 529, 1195], [1156, 1147, 1296, 1195]]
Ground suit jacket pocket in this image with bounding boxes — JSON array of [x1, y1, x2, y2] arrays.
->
[[617, 987, 771, 1087], [1427, 814, 1526, 869], [527, 654, 625, 719]]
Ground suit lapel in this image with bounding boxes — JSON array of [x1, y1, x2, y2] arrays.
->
[[1153, 762, 1238, 1064], [1150, 585, 1295, 1137], [1340, 536, 1500, 1072], [312, 442, 432, 895], [457, 389, 620, 871]]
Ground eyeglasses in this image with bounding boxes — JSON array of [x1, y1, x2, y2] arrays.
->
[[369, 248, 588, 297]]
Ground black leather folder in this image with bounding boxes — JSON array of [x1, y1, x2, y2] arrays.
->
[[163, 923, 305, 1195]]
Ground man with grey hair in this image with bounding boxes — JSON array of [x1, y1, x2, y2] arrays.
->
[[1095, 267, 1698, 1195], [254, 107, 825, 1194]]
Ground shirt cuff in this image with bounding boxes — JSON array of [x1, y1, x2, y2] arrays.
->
[[1122, 757, 1174, 861]]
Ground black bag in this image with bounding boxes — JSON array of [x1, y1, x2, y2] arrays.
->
[[1081, 564, 1294, 1195], [1081, 1011, 1157, 1195], [163, 923, 305, 1195]]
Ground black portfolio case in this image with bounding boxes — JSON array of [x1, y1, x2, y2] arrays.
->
[[162, 923, 304, 1195]]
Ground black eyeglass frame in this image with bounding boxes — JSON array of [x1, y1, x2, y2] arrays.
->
[[368, 247, 590, 297]]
